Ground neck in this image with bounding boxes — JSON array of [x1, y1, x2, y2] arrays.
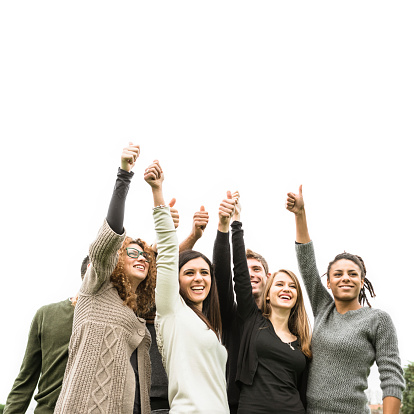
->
[[268, 308, 291, 333], [254, 295, 263, 309], [129, 278, 141, 293], [335, 298, 362, 314]]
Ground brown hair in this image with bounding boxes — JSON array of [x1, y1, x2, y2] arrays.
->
[[261, 269, 312, 359], [178, 250, 222, 339], [246, 248, 269, 275], [110, 237, 157, 316], [326, 252, 376, 307]]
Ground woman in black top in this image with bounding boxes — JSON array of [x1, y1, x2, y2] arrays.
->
[[227, 195, 312, 414]]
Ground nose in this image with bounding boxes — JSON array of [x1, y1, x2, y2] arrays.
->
[[194, 271, 203, 282], [136, 255, 146, 263]]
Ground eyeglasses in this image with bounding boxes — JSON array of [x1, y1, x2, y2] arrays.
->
[[126, 248, 150, 262]]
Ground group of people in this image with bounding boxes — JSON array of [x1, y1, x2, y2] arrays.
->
[[5, 143, 405, 414]]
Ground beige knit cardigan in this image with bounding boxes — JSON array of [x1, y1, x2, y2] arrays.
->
[[54, 220, 151, 414]]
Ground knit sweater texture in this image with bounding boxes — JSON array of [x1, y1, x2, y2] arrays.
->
[[4, 299, 74, 414], [296, 241, 405, 414], [153, 207, 229, 414], [54, 220, 151, 414]]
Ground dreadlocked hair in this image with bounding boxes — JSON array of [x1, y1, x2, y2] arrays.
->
[[110, 236, 156, 316], [327, 252, 376, 307]]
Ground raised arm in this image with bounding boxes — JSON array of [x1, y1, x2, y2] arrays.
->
[[179, 206, 209, 252], [286, 185, 333, 315], [286, 185, 310, 244], [151, 197, 179, 253], [231, 193, 257, 321], [145, 161, 179, 316], [214, 191, 238, 328], [83, 144, 138, 294]]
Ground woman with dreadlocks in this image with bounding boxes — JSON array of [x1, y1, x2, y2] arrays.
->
[[286, 185, 405, 414]]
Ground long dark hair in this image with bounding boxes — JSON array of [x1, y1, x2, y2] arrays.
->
[[179, 250, 222, 339]]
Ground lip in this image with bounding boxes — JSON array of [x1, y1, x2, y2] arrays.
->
[[339, 285, 353, 289], [279, 294, 292, 300], [133, 264, 146, 271]]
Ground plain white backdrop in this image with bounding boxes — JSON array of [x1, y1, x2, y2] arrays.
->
[[1, 1, 413, 407]]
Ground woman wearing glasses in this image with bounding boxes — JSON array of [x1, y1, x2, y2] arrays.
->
[[55, 143, 155, 414]]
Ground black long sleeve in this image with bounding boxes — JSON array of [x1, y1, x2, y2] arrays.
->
[[106, 168, 134, 235], [231, 221, 257, 321], [213, 230, 235, 329]]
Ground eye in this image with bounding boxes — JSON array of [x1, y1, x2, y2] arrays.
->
[[201, 270, 210, 275]]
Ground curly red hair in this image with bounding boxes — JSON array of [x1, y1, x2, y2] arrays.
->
[[110, 237, 156, 316]]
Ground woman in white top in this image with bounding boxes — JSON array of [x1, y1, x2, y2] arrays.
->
[[144, 160, 229, 414]]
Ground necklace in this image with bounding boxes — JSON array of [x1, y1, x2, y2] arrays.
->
[[287, 342, 295, 350]]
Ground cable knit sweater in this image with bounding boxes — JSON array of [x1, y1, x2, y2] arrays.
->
[[153, 207, 229, 414], [54, 220, 151, 414], [296, 241, 405, 414]]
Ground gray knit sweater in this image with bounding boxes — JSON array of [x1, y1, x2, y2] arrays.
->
[[296, 241, 404, 414]]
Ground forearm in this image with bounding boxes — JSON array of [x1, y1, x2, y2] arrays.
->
[[152, 186, 165, 208], [106, 167, 134, 234], [231, 221, 256, 319], [213, 230, 234, 323], [179, 233, 199, 252], [154, 207, 179, 315], [382, 396, 401, 414], [295, 209, 310, 244]]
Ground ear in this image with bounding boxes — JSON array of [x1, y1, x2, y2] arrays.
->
[[326, 277, 331, 290]]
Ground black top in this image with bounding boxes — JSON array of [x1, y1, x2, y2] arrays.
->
[[231, 221, 308, 412], [238, 321, 306, 413], [212, 230, 241, 413]]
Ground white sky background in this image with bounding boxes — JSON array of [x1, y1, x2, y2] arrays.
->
[[1, 0, 413, 406]]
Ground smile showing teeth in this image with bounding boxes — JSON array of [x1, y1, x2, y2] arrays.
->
[[280, 295, 291, 300], [191, 287, 205, 291], [133, 265, 145, 270]]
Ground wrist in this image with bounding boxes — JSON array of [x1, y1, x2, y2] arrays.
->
[[218, 222, 230, 233], [295, 208, 305, 217]]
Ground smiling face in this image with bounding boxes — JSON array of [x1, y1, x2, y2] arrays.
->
[[266, 271, 298, 312], [123, 243, 150, 287], [247, 258, 268, 299], [179, 257, 212, 311], [327, 259, 364, 305]]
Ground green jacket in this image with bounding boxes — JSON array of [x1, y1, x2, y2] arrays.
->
[[4, 299, 74, 414]]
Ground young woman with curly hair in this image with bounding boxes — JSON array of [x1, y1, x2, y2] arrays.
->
[[286, 185, 405, 414], [55, 143, 155, 414], [145, 160, 229, 414]]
